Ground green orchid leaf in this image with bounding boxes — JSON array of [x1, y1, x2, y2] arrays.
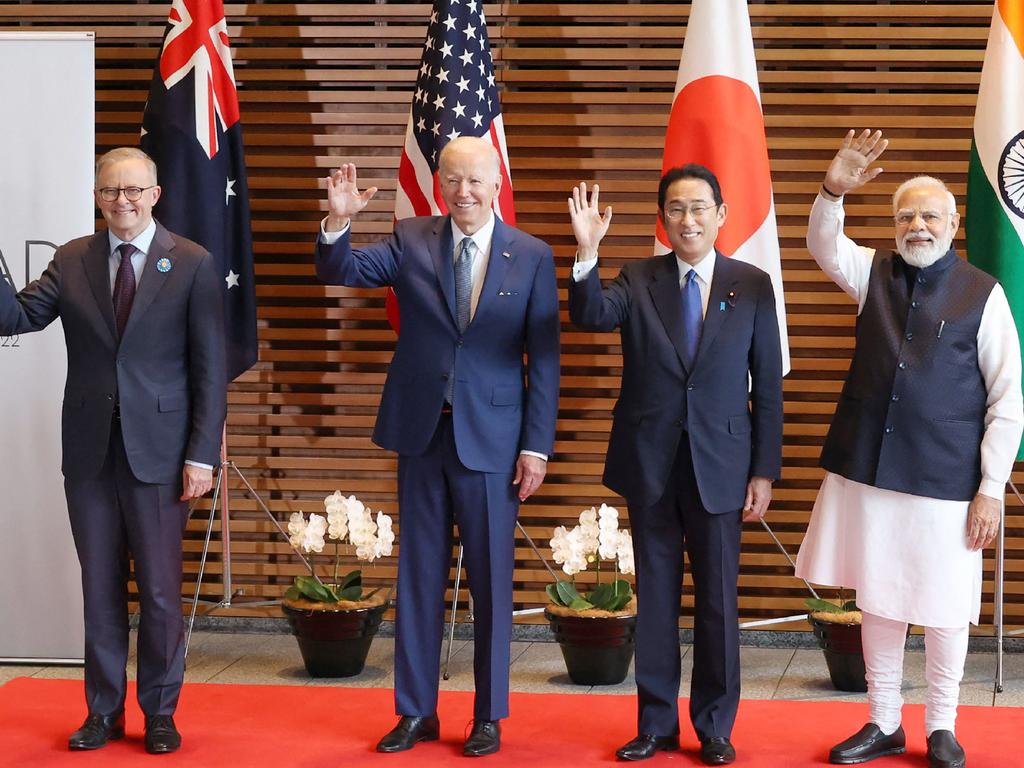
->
[[546, 583, 563, 606], [338, 585, 364, 601], [283, 585, 302, 601], [554, 580, 582, 606], [589, 583, 613, 610], [569, 597, 594, 611], [805, 597, 846, 614], [296, 575, 336, 603], [339, 570, 362, 590], [841, 599, 860, 612]]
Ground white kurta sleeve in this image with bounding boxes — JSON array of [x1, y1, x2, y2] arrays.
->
[[807, 194, 877, 314], [976, 282, 1024, 499]]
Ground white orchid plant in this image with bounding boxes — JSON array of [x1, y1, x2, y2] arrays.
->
[[547, 504, 635, 612], [283, 491, 395, 604]]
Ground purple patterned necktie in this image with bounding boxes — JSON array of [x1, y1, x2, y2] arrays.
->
[[113, 242, 137, 338]]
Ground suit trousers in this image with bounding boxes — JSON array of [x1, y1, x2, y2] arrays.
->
[[629, 436, 742, 739], [393, 412, 518, 720], [64, 420, 189, 717]]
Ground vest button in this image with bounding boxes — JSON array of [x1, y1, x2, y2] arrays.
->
[[884, 426, 894, 434], [905, 332, 913, 341], [897, 361, 907, 369], [911, 300, 920, 308], [917, 275, 926, 284], [891, 394, 900, 402]]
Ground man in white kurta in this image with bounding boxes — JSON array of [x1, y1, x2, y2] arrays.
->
[[796, 131, 1023, 768]]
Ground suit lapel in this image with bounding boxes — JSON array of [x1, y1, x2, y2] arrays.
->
[[83, 231, 118, 340], [473, 218, 514, 325], [694, 251, 739, 365], [648, 254, 692, 373], [429, 216, 458, 326], [122, 222, 175, 340]]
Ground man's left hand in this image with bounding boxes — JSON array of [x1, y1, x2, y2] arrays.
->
[[181, 464, 214, 501], [966, 492, 1001, 550], [513, 454, 547, 501], [743, 476, 773, 522]]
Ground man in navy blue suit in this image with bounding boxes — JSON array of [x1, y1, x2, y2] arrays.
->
[[567, 166, 783, 764], [316, 136, 560, 757]]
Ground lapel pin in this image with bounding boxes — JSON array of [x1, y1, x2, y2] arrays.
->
[[726, 290, 737, 308], [719, 301, 726, 311], [156, 257, 172, 273]]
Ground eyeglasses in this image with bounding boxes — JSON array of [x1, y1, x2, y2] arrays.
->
[[663, 204, 717, 222], [894, 210, 951, 226], [96, 186, 155, 202]]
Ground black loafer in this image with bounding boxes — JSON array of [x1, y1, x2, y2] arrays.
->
[[615, 734, 680, 761], [144, 714, 182, 754], [68, 712, 125, 750], [701, 736, 736, 765], [829, 723, 906, 764], [376, 715, 440, 753], [926, 730, 966, 768], [463, 719, 501, 757]]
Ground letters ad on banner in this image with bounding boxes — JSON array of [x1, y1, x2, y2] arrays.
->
[[0, 32, 94, 661]]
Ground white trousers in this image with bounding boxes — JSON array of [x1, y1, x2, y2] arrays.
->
[[862, 611, 970, 736]]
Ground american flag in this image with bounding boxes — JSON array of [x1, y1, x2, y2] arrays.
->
[[395, 0, 516, 223], [141, 0, 258, 381]]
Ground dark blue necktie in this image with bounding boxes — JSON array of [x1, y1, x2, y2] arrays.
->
[[681, 268, 702, 367]]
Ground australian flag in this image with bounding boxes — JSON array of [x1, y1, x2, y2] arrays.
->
[[141, 0, 258, 381]]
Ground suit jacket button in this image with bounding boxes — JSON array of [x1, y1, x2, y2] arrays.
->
[[441, 374, 449, 381], [884, 426, 894, 434], [686, 384, 694, 391], [106, 394, 114, 400]]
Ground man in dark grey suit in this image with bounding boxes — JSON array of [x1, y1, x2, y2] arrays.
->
[[0, 147, 226, 755], [568, 166, 783, 765]]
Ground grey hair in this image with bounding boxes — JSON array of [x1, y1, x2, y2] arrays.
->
[[892, 175, 956, 214], [438, 136, 501, 177], [95, 147, 158, 186]]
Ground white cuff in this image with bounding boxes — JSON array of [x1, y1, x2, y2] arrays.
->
[[520, 450, 548, 462], [319, 217, 350, 244]]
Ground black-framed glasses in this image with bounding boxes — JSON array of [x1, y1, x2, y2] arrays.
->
[[96, 186, 155, 202]]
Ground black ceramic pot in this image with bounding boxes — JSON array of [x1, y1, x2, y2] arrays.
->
[[282, 602, 386, 678], [545, 607, 637, 686], [808, 614, 867, 692]]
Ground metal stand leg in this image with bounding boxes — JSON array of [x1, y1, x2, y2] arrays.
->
[[994, 480, 1024, 693], [737, 518, 821, 629], [441, 521, 558, 679], [184, 459, 313, 656], [442, 543, 466, 680]]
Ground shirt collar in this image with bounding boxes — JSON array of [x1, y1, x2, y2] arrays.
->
[[677, 248, 716, 285], [451, 212, 496, 257], [108, 219, 157, 258]]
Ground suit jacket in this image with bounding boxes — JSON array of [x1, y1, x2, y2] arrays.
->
[[316, 215, 560, 473], [569, 251, 783, 512], [0, 222, 226, 484]]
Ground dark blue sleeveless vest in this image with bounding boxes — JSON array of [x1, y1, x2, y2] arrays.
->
[[820, 248, 995, 501]]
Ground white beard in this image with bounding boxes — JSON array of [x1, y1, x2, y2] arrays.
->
[[896, 230, 953, 268]]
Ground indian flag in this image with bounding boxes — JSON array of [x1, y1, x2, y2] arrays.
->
[[967, 0, 1024, 457], [657, 0, 790, 373]]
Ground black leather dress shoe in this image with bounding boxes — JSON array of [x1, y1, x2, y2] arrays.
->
[[144, 714, 182, 754], [68, 712, 125, 750], [615, 734, 681, 761], [700, 736, 736, 765], [829, 723, 906, 764], [376, 715, 441, 753], [926, 730, 966, 768], [463, 720, 501, 757]]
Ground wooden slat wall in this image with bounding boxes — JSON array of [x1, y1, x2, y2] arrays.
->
[[5, 1, 1022, 630]]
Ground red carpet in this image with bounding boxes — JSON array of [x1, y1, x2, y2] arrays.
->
[[0, 677, 1018, 767]]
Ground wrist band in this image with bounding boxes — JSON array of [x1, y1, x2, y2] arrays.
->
[[821, 183, 843, 199]]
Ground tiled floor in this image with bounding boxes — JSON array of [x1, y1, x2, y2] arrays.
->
[[5, 632, 1024, 708]]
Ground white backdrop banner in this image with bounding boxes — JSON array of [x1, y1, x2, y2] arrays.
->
[[0, 32, 94, 661]]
